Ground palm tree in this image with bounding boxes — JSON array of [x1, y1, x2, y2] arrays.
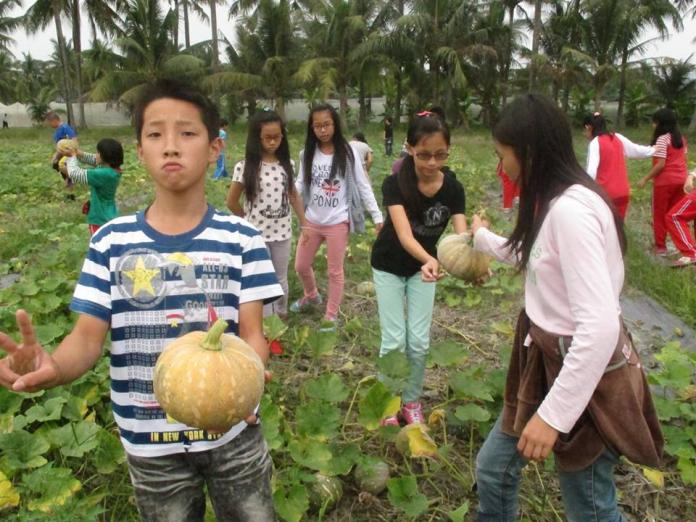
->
[[528, 0, 543, 91], [91, 0, 205, 108], [651, 56, 695, 111], [208, 0, 297, 119], [0, 0, 22, 53], [614, 0, 681, 127], [24, 0, 75, 125], [0, 50, 18, 102]]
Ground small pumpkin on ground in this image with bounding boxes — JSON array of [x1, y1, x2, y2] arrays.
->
[[437, 233, 491, 283], [310, 473, 343, 510], [354, 458, 390, 494], [153, 318, 265, 432]]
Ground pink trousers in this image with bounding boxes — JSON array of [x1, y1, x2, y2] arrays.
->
[[294, 220, 350, 320]]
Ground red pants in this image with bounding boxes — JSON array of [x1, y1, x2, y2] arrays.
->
[[611, 196, 629, 220], [652, 184, 685, 249], [666, 191, 696, 257]]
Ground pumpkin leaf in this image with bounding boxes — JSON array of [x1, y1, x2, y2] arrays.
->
[[90, 429, 125, 474], [21, 465, 81, 513], [387, 475, 429, 518], [358, 382, 401, 431], [454, 404, 492, 423], [449, 372, 494, 402], [296, 401, 341, 441], [273, 483, 309, 522], [395, 424, 438, 459], [260, 399, 284, 451], [641, 467, 664, 489], [0, 430, 50, 471], [304, 374, 349, 403], [375, 351, 410, 393], [263, 315, 288, 342], [24, 397, 68, 424], [429, 341, 467, 368], [0, 470, 19, 510], [48, 421, 100, 458], [447, 501, 470, 521], [320, 443, 360, 476], [33, 323, 65, 346], [61, 396, 89, 421], [306, 329, 337, 358], [288, 439, 333, 471]]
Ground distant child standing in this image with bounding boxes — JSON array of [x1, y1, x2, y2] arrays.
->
[[47, 111, 78, 195], [62, 138, 124, 235], [583, 112, 654, 219], [349, 132, 374, 176], [227, 110, 307, 318], [213, 118, 229, 179], [292, 104, 384, 328], [384, 116, 394, 156], [638, 108, 688, 255], [372, 113, 466, 425]]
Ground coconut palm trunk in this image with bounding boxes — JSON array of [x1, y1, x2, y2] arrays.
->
[[528, 0, 542, 92], [53, 1, 75, 125], [183, 0, 190, 48], [71, 0, 86, 128], [210, 0, 219, 66]]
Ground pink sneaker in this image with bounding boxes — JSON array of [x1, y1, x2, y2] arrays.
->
[[401, 402, 425, 425], [380, 415, 400, 427]]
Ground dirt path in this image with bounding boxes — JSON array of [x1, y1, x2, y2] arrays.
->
[[621, 287, 696, 358]]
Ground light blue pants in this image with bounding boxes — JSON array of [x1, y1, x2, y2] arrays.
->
[[476, 416, 626, 522], [372, 268, 437, 403], [213, 154, 228, 179]]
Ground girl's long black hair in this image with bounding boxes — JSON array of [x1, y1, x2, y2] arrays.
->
[[397, 113, 450, 217], [242, 109, 295, 203], [651, 108, 683, 149], [582, 112, 609, 137], [303, 104, 354, 187], [495, 94, 627, 271]]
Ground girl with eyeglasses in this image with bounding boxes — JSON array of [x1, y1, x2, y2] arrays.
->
[[291, 104, 383, 330], [371, 112, 467, 426], [227, 109, 307, 319]]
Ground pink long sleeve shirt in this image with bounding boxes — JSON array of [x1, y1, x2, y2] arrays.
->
[[474, 184, 624, 434]]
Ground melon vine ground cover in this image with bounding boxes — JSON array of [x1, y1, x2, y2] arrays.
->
[[0, 124, 695, 521]]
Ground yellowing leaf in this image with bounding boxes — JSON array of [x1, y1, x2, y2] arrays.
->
[[642, 467, 665, 489], [395, 424, 438, 458], [383, 396, 401, 419], [678, 385, 696, 401], [0, 471, 19, 510], [428, 409, 446, 427]]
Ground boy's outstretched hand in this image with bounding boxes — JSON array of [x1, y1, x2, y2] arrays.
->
[[0, 310, 61, 392]]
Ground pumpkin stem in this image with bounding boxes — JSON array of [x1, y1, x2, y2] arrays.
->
[[201, 318, 229, 351]]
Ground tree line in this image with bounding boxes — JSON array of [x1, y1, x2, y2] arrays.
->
[[0, 0, 694, 130]]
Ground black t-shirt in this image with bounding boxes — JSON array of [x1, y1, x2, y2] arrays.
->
[[384, 121, 394, 139], [371, 171, 466, 277]]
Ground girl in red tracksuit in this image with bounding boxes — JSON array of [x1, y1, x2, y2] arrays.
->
[[583, 113, 654, 219], [638, 108, 688, 256], [665, 170, 696, 266], [497, 160, 519, 214]]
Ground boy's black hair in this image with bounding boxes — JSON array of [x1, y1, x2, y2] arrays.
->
[[133, 80, 220, 143], [352, 132, 367, 143], [45, 111, 60, 121], [303, 103, 354, 186], [582, 112, 609, 137], [242, 109, 295, 203], [493, 94, 626, 271], [397, 113, 451, 217], [97, 138, 124, 169], [651, 107, 683, 149]]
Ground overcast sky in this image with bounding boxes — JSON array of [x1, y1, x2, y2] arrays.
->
[[8, 1, 696, 64]]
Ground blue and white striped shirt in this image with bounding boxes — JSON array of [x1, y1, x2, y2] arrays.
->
[[70, 205, 282, 457]]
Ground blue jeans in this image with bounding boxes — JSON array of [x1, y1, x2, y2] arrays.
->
[[125, 425, 276, 522], [476, 416, 626, 522], [372, 268, 436, 403], [213, 154, 228, 179]]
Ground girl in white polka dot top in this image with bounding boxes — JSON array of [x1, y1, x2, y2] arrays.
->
[[227, 110, 307, 318]]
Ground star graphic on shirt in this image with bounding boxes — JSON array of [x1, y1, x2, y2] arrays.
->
[[122, 256, 160, 297]]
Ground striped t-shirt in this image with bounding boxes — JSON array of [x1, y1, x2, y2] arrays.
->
[[70, 205, 283, 457]]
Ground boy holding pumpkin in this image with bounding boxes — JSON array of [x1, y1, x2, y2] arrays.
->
[[0, 81, 283, 521]]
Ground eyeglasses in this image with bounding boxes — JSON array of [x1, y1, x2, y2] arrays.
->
[[312, 122, 334, 131], [414, 152, 449, 162]]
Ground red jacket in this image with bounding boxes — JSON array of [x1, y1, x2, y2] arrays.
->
[[596, 134, 629, 199]]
